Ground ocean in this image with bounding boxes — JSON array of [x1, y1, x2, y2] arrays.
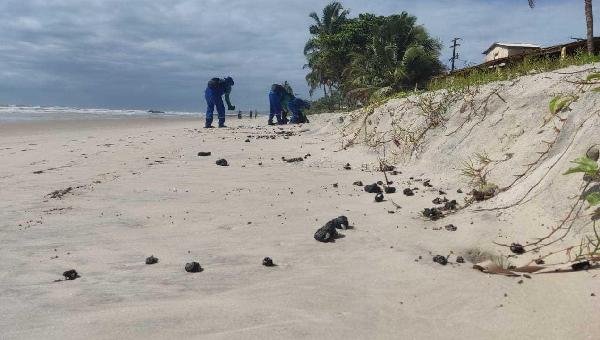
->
[[0, 106, 261, 123]]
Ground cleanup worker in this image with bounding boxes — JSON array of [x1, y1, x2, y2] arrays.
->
[[268, 84, 284, 125], [205, 76, 235, 128], [268, 84, 293, 125], [288, 97, 311, 124]]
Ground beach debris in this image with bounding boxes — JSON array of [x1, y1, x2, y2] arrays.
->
[[262, 257, 275, 267], [423, 180, 433, 187], [343, 163, 352, 170], [314, 224, 338, 243], [145, 255, 159, 265], [384, 186, 396, 194], [380, 164, 395, 172], [509, 243, 525, 255], [390, 170, 399, 175], [457, 189, 463, 193], [375, 193, 384, 202], [474, 258, 596, 276], [443, 200, 458, 210], [586, 146, 599, 161], [571, 261, 591, 271], [282, 157, 303, 163], [403, 188, 415, 196], [333, 183, 339, 188], [216, 159, 229, 166], [63, 269, 79, 280], [444, 224, 457, 231], [364, 183, 382, 194], [49, 187, 73, 199], [456, 256, 465, 263], [197, 152, 211, 156], [423, 207, 443, 221], [473, 260, 542, 276], [275, 130, 295, 137], [328, 215, 349, 230], [432, 197, 448, 205], [33, 170, 44, 174], [185, 262, 203, 273], [471, 185, 497, 201], [433, 255, 448, 265], [245, 139, 250, 143], [353, 181, 363, 186], [314, 216, 350, 242]]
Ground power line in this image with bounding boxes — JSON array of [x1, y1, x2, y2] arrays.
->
[[449, 37, 462, 72]]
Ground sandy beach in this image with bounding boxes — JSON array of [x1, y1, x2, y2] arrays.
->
[[1, 80, 599, 340]]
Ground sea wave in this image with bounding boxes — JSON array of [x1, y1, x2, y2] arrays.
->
[[0, 105, 202, 122]]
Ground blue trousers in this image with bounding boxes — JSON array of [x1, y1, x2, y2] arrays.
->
[[268, 92, 282, 124], [205, 87, 225, 127], [289, 108, 302, 124]]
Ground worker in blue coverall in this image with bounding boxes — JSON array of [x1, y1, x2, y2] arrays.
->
[[205, 77, 235, 128], [288, 97, 311, 124], [268, 84, 293, 125], [268, 84, 284, 125]]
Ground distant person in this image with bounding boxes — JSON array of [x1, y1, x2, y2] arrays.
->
[[288, 97, 311, 124], [249, 110, 253, 118], [204, 76, 235, 128], [268, 84, 293, 125]]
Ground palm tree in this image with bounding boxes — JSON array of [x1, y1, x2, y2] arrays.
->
[[343, 13, 443, 94], [529, 0, 594, 54], [304, 2, 350, 97], [308, 2, 349, 35], [585, 0, 595, 53]]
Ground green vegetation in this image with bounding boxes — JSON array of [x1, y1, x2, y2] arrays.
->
[[586, 72, 600, 81], [304, 3, 599, 115], [563, 155, 600, 262], [304, 2, 444, 111], [563, 156, 599, 178], [429, 52, 600, 92], [549, 94, 578, 115], [305, 90, 345, 115]]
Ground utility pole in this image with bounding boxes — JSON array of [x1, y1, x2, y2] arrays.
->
[[449, 38, 462, 72]]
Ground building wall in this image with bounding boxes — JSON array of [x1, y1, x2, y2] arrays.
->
[[484, 46, 538, 62]]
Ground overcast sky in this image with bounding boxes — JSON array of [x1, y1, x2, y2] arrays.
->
[[0, 0, 596, 111]]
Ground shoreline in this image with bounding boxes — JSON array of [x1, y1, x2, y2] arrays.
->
[[0, 115, 245, 137]]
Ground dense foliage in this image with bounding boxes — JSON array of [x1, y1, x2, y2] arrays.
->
[[304, 2, 444, 111]]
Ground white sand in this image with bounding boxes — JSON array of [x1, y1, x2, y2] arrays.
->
[[1, 65, 600, 339]]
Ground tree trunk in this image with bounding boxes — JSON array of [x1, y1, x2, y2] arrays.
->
[[585, 0, 594, 54]]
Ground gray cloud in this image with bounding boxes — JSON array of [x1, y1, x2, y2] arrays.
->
[[0, 0, 595, 111]]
